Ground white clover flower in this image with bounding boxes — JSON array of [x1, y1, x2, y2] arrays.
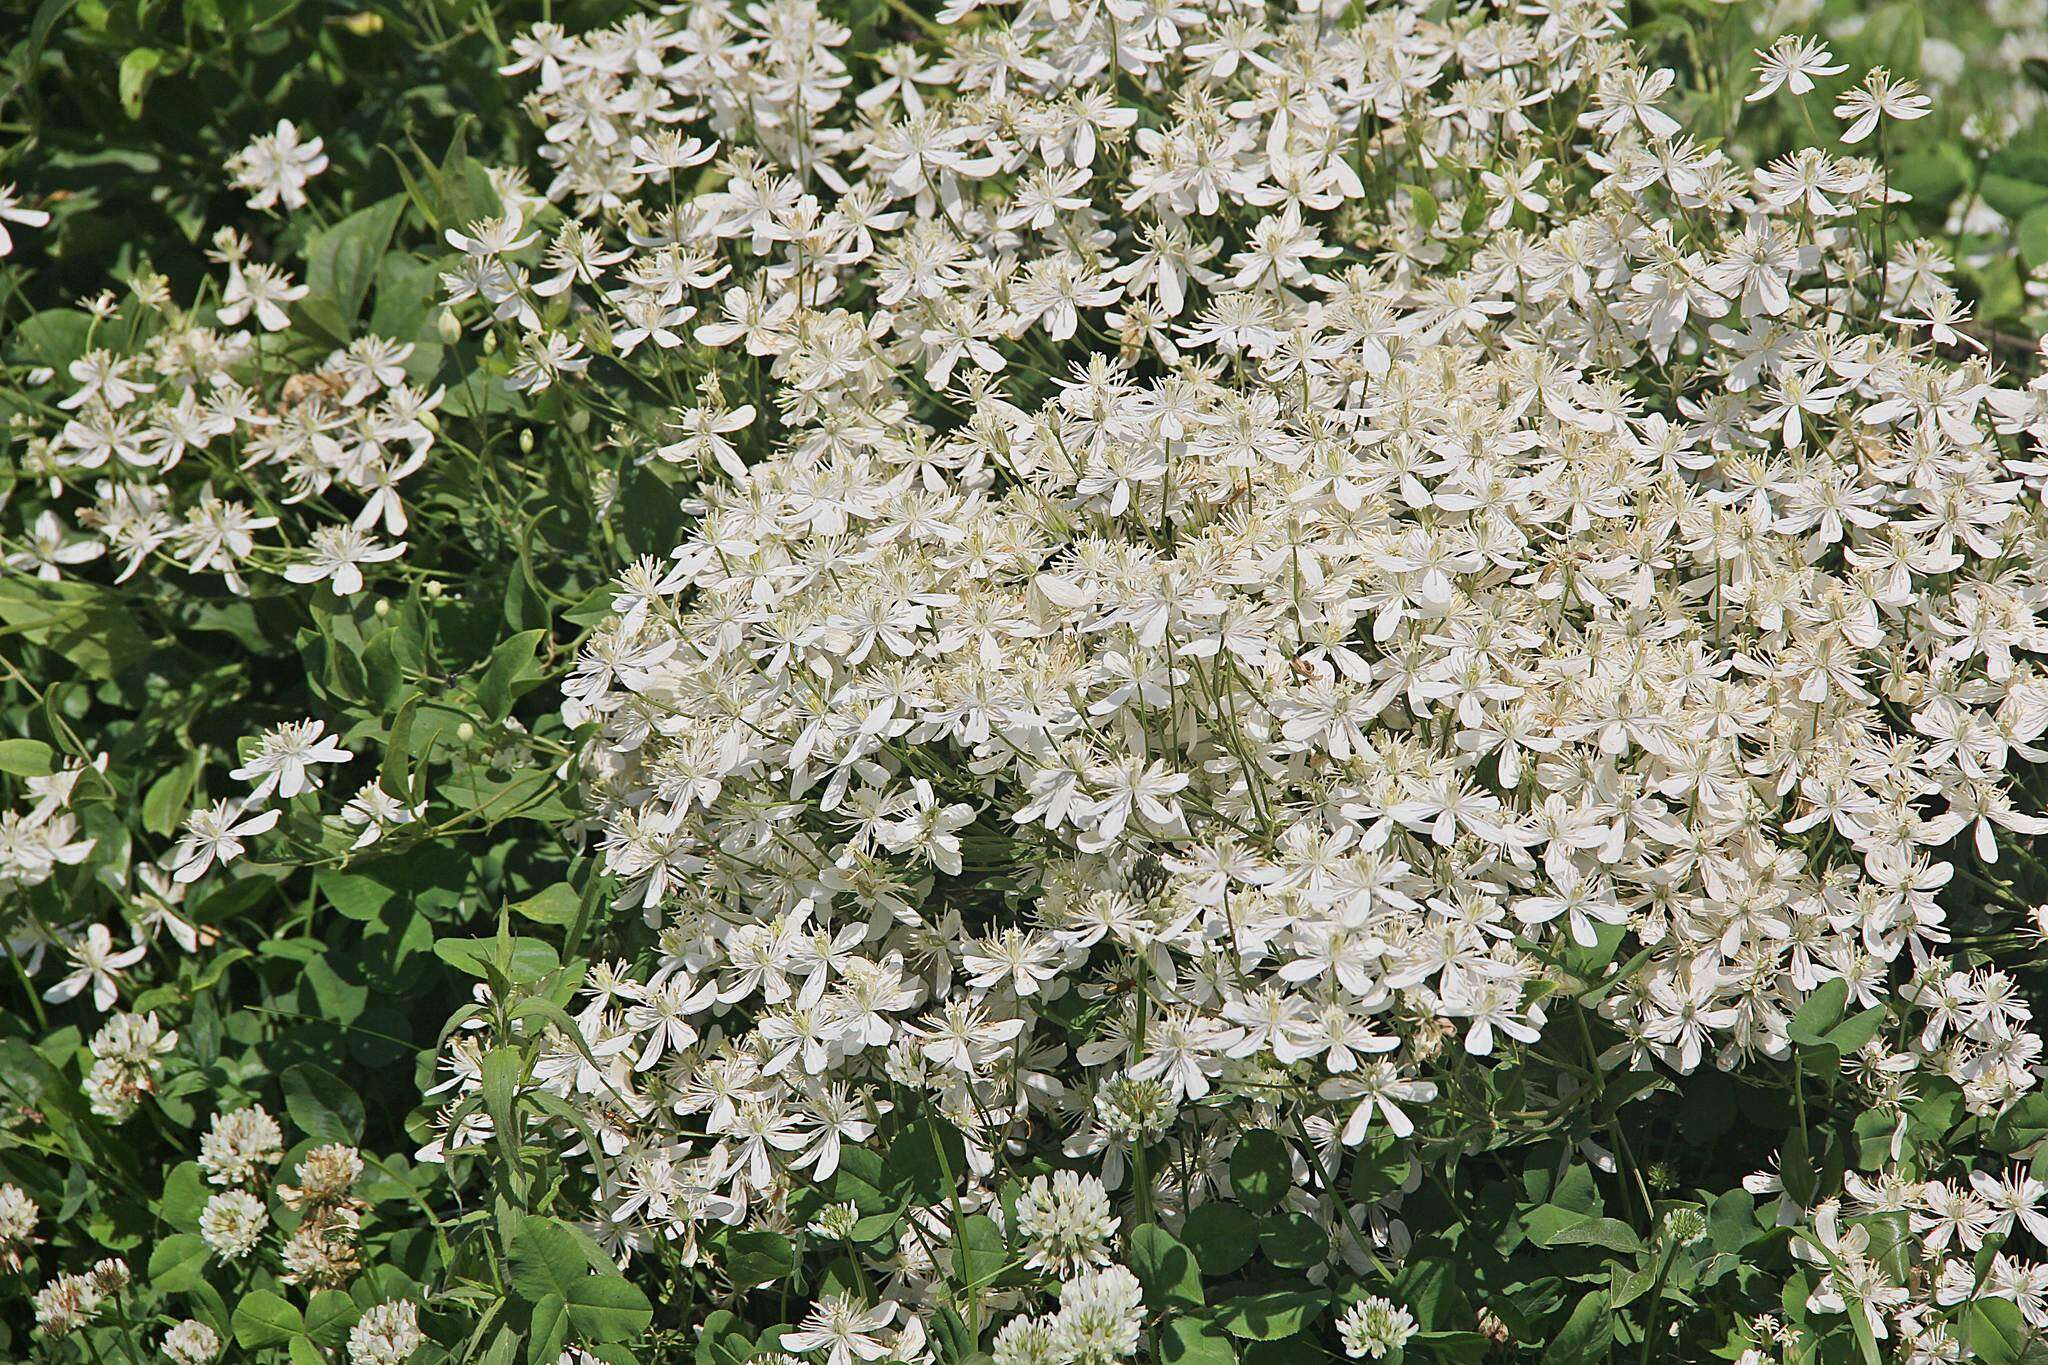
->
[[0, 1183, 40, 1272], [162, 1319, 223, 1365], [1336, 1295, 1418, 1360], [1048, 1264, 1144, 1363], [1016, 1171, 1119, 1276], [348, 1301, 424, 1365], [198, 1105, 286, 1186], [198, 1189, 268, 1260]]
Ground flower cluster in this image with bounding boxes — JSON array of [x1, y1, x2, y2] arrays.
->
[[390, 0, 2048, 1354], [0, 197, 449, 1000], [9, 0, 2048, 1356], [17, 1093, 402, 1357]]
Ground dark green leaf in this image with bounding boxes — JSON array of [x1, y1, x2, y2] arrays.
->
[[1130, 1225, 1204, 1311], [281, 1062, 366, 1143], [1181, 1202, 1260, 1277], [1229, 1130, 1292, 1215]]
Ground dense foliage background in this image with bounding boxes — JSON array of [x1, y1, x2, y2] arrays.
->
[[7, 0, 2048, 1362]]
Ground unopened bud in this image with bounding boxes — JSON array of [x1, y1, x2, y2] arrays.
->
[[456, 722, 475, 743], [437, 309, 461, 344], [339, 10, 384, 35], [372, 597, 390, 618], [519, 428, 535, 455]]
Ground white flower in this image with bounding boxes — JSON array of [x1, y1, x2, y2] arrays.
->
[[1336, 1296, 1417, 1361], [1834, 70, 1930, 144], [283, 524, 407, 595], [782, 1293, 896, 1365], [229, 719, 354, 802], [163, 1320, 223, 1365], [348, 1301, 424, 1365], [226, 120, 329, 212], [0, 184, 51, 258], [198, 1189, 267, 1260], [43, 924, 146, 1012], [170, 800, 282, 883], [340, 779, 425, 848], [1747, 36, 1847, 101], [217, 263, 308, 331]]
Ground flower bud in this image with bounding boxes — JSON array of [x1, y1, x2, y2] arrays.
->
[[456, 722, 475, 743], [437, 309, 461, 344]]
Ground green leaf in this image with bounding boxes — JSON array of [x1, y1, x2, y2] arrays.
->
[[281, 1062, 366, 1143], [477, 628, 549, 722], [379, 691, 421, 804], [512, 883, 582, 926], [950, 1215, 1006, 1292], [511, 1215, 595, 1302], [1541, 1292, 1611, 1364], [158, 1162, 211, 1231], [724, 1230, 798, 1288], [1788, 979, 1848, 1049], [118, 47, 164, 118], [1708, 1189, 1760, 1254], [567, 1275, 654, 1343], [303, 195, 407, 339], [1160, 1317, 1238, 1365], [1401, 183, 1439, 232], [1825, 1006, 1886, 1055], [0, 577, 150, 680], [1258, 1212, 1329, 1269], [434, 934, 560, 983], [305, 1291, 361, 1350], [1854, 2, 1922, 76], [693, 1310, 755, 1365], [1967, 1296, 2028, 1365], [1229, 1130, 1292, 1215], [1540, 1217, 1644, 1257], [826, 1148, 892, 1215], [233, 1290, 306, 1349], [0, 738, 54, 776], [143, 753, 203, 836], [1181, 1202, 1260, 1277], [1781, 1123, 1816, 1210], [530, 1294, 571, 1364], [1130, 1225, 1204, 1311], [147, 1232, 210, 1291], [480, 1047, 524, 1161], [893, 1115, 968, 1204], [10, 309, 93, 370], [1212, 1291, 1325, 1342]]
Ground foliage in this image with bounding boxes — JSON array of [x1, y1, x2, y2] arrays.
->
[[5, 0, 2048, 1362]]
